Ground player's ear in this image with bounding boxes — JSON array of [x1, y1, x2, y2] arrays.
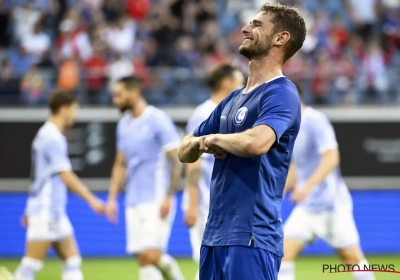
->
[[274, 31, 290, 46]]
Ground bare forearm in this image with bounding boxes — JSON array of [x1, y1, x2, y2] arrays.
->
[[211, 133, 253, 157], [304, 155, 339, 190], [187, 185, 199, 208], [60, 171, 95, 203], [178, 135, 203, 163], [108, 164, 126, 201], [186, 161, 201, 207], [167, 159, 182, 196], [210, 126, 276, 158]]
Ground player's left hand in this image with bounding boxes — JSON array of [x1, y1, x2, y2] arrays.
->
[[160, 196, 172, 218], [204, 135, 228, 159], [290, 187, 312, 203]]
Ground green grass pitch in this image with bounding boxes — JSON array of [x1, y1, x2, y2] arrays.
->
[[1, 256, 400, 279]]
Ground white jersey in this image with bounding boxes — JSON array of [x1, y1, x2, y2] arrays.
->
[[292, 107, 352, 213], [116, 106, 181, 207], [182, 99, 216, 215], [26, 122, 72, 217]]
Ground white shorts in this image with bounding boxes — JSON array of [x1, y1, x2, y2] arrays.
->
[[284, 206, 360, 249], [189, 212, 208, 263], [26, 213, 73, 242], [125, 201, 176, 254]]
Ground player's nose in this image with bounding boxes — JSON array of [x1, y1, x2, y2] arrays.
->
[[241, 24, 252, 35]]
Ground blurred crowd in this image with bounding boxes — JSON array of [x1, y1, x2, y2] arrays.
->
[[0, 0, 399, 106]]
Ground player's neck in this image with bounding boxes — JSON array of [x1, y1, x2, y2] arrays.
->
[[245, 57, 283, 93], [131, 99, 148, 118], [48, 116, 65, 132]]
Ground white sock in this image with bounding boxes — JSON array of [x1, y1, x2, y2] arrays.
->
[[157, 254, 184, 280], [14, 257, 43, 280], [139, 265, 163, 280], [278, 261, 295, 280], [62, 256, 83, 280], [352, 259, 375, 280]]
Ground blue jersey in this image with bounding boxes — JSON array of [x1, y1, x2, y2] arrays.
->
[[193, 76, 300, 257], [292, 107, 352, 212], [116, 106, 181, 207], [26, 122, 72, 217]]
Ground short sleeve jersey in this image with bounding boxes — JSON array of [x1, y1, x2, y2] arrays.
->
[[116, 106, 181, 206], [193, 76, 301, 257], [26, 122, 72, 217]]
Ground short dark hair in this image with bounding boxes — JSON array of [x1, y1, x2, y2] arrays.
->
[[48, 89, 77, 114], [207, 64, 238, 91], [117, 75, 143, 92], [259, 3, 306, 62]]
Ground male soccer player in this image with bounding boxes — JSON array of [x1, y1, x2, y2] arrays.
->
[[14, 91, 105, 280], [183, 64, 245, 280], [178, 4, 307, 280], [105, 75, 184, 280], [278, 85, 375, 280]]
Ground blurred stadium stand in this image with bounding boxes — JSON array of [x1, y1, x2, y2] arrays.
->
[[0, 0, 399, 105], [0, 0, 400, 259]]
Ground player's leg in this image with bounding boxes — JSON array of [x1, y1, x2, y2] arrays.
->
[[222, 245, 282, 280], [139, 201, 184, 280], [53, 236, 83, 280], [51, 214, 83, 280], [338, 246, 375, 280], [125, 205, 163, 280], [189, 213, 206, 280], [14, 241, 50, 280], [279, 239, 305, 280], [14, 215, 52, 280], [278, 207, 317, 280], [328, 207, 375, 280]]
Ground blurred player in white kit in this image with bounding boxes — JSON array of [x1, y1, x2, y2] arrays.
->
[[278, 84, 375, 280], [182, 64, 245, 280], [14, 90, 105, 280], [105, 75, 184, 280]]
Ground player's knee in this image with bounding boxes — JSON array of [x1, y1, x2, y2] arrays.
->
[[341, 254, 364, 265], [140, 250, 162, 266], [283, 238, 304, 261], [137, 254, 150, 266], [62, 255, 83, 280], [338, 246, 364, 264]]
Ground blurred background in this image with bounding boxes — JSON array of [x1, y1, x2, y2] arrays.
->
[[0, 0, 400, 279], [0, 0, 400, 105]]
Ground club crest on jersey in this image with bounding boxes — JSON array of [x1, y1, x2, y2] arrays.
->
[[234, 107, 248, 127]]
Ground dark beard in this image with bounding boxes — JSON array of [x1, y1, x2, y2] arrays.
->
[[239, 37, 271, 60], [119, 106, 130, 113]]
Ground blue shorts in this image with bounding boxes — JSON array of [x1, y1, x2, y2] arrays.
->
[[200, 245, 282, 280]]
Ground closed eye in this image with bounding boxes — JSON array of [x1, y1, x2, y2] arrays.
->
[[251, 19, 263, 27]]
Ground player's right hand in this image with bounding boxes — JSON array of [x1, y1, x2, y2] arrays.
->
[[89, 197, 106, 215], [21, 214, 28, 228], [199, 135, 217, 154], [184, 205, 198, 228], [105, 200, 118, 224]]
